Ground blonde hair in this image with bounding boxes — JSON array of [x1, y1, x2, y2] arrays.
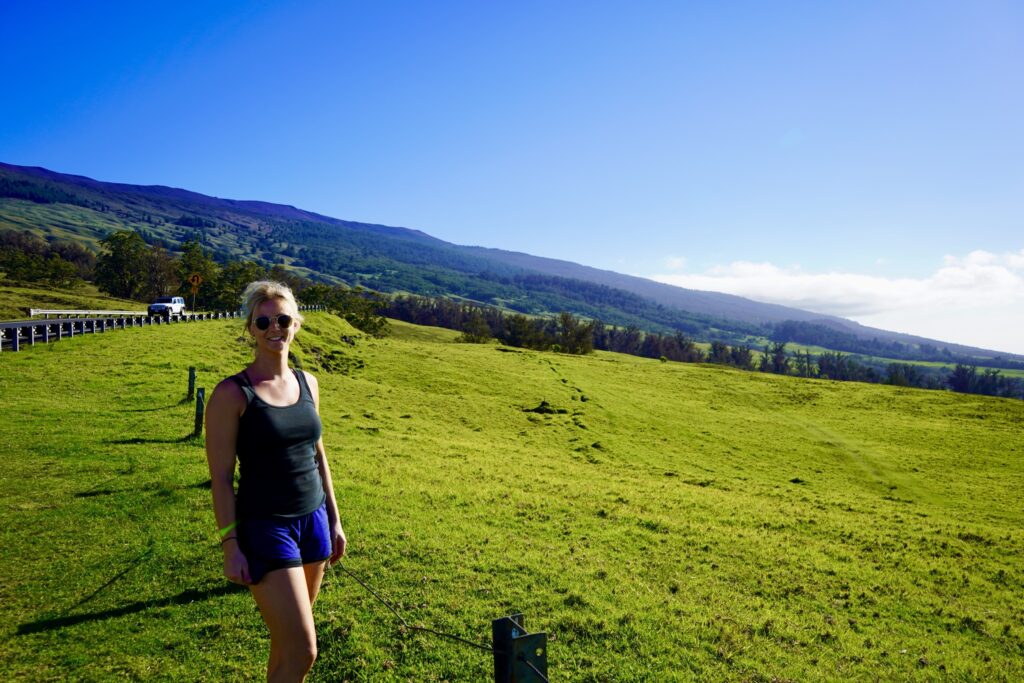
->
[[241, 280, 304, 329]]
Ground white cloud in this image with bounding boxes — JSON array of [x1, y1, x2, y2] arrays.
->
[[649, 250, 1024, 354]]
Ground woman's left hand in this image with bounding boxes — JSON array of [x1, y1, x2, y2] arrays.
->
[[329, 522, 347, 565]]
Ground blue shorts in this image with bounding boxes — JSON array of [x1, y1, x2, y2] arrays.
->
[[238, 503, 331, 584]]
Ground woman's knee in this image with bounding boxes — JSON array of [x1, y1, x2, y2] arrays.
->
[[301, 640, 318, 669], [277, 634, 317, 671]]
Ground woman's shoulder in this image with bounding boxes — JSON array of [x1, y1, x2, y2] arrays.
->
[[299, 369, 318, 388], [211, 374, 248, 403]]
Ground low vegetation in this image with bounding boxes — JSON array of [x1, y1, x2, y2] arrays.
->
[[0, 283, 142, 320], [1, 302, 1022, 680]]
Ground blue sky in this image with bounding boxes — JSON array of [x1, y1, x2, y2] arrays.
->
[[2, 1, 1022, 352]]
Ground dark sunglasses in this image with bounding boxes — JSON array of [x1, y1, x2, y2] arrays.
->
[[253, 314, 293, 331]]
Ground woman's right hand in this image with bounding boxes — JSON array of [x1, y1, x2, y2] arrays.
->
[[222, 540, 251, 585]]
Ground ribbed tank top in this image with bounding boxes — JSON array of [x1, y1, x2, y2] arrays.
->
[[231, 368, 326, 518]]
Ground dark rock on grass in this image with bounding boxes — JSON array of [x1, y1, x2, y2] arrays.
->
[[523, 400, 568, 414]]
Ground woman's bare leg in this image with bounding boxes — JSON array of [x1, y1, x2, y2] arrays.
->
[[250, 567, 318, 683], [303, 561, 328, 606]]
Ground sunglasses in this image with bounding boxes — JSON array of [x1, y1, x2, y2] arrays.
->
[[253, 314, 293, 331]]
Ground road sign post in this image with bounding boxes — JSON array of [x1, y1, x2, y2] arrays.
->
[[188, 273, 203, 313]]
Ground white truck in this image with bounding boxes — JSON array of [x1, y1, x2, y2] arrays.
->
[[147, 296, 186, 317]]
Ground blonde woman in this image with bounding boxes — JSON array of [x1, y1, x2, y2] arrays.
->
[[206, 281, 346, 682]]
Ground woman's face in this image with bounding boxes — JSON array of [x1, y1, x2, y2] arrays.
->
[[250, 297, 299, 353]]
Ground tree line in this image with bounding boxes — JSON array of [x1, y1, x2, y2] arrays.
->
[[0, 230, 95, 288], [4, 228, 1020, 400], [772, 319, 1024, 371], [382, 292, 1024, 399], [381, 295, 595, 353]]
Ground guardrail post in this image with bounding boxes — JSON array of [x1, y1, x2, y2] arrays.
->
[[12, 326, 20, 352], [188, 367, 196, 401], [42, 325, 50, 343], [194, 388, 206, 437]]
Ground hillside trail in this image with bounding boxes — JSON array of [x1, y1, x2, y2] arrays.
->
[[776, 410, 924, 503]]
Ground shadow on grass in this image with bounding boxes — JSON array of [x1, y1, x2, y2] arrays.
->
[[74, 549, 154, 608], [106, 434, 200, 445], [123, 403, 185, 413], [17, 583, 246, 635], [75, 479, 211, 498], [122, 396, 196, 413]]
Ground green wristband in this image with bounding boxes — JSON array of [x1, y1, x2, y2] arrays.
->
[[218, 520, 238, 538]]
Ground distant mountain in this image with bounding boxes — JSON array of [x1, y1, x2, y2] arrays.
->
[[2, 160, 1021, 362], [460, 246, 843, 325]]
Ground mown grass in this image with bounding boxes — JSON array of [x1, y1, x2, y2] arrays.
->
[[1, 308, 1022, 681]]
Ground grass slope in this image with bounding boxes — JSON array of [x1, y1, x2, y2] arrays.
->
[[1, 312, 1022, 681], [0, 283, 144, 321]]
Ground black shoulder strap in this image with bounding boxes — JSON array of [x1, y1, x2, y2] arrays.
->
[[229, 371, 255, 404], [293, 368, 311, 398]]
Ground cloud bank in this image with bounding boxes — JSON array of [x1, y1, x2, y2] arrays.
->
[[650, 250, 1024, 355]]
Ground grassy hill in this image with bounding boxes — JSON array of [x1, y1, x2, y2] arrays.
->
[[0, 283, 144, 321], [1, 306, 1022, 680]]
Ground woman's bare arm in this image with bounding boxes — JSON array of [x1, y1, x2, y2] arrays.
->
[[306, 371, 347, 564], [205, 378, 250, 584]]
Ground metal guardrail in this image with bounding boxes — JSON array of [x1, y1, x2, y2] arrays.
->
[[30, 309, 148, 318], [0, 306, 324, 353]]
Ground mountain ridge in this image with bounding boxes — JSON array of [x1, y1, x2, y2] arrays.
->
[[2, 160, 1020, 361]]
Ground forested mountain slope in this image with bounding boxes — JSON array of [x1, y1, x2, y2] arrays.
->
[[2, 161, 1019, 362]]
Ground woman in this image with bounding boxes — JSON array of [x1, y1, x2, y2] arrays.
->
[[206, 280, 346, 682]]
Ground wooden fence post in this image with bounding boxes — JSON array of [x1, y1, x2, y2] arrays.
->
[[194, 388, 205, 438]]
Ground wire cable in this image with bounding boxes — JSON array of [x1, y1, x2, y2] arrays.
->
[[336, 562, 496, 653], [521, 657, 551, 683]]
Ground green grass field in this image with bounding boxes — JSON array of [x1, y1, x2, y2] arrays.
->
[[1, 305, 1022, 681]]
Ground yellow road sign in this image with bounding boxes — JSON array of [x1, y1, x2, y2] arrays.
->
[[188, 273, 203, 286]]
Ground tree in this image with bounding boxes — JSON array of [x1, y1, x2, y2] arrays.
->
[[818, 351, 849, 380], [332, 286, 390, 337], [139, 245, 179, 301], [708, 341, 731, 364], [458, 310, 491, 343], [947, 364, 977, 393], [557, 311, 594, 354], [886, 363, 924, 387], [94, 230, 150, 298], [729, 345, 754, 370], [795, 350, 815, 378], [761, 342, 789, 374], [176, 240, 221, 308], [268, 264, 311, 295], [216, 260, 268, 310]]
